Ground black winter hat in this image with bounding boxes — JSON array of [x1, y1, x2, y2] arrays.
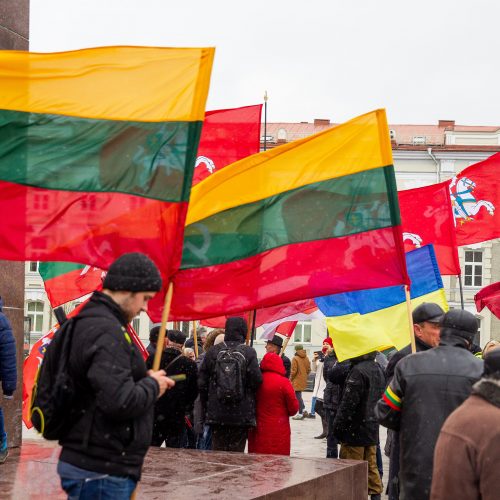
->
[[167, 329, 187, 345], [412, 302, 445, 324], [484, 348, 500, 378], [440, 309, 478, 341], [224, 316, 247, 341], [149, 325, 161, 343], [103, 253, 162, 292]]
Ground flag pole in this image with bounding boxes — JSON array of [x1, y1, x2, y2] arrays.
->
[[458, 274, 465, 310], [263, 91, 268, 152], [246, 311, 252, 345], [280, 335, 291, 356], [250, 309, 257, 347], [152, 282, 174, 371], [193, 320, 199, 358], [405, 285, 417, 354]]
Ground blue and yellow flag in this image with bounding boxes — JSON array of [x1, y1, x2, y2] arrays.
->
[[316, 245, 448, 361]]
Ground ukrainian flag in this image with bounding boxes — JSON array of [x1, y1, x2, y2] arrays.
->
[[316, 245, 448, 361]]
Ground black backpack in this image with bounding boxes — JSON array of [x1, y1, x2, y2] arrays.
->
[[30, 309, 79, 440], [215, 343, 247, 404]]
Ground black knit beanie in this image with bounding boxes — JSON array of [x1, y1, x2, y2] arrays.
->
[[484, 349, 500, 379], [103, 253, 162, 292]]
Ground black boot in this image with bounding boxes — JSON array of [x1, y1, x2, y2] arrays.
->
[[370, 495, 381, 500], [314, 433, 327, 439]]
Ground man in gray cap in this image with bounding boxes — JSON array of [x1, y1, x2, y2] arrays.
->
[[57, 253, 175, 499], [383, 302, 444, 500], [376, 309, 483, 500]]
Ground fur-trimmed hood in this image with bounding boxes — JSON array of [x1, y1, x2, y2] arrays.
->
[[472, 377, 500, 409]]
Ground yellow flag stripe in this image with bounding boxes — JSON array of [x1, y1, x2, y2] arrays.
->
[[327, 288, 448, 362], [0, 46, 214, 122], [386, 386, 402, 404], [187, 109, 392, 225]]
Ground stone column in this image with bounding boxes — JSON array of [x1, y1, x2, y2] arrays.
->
[[0, 0, 29, 448]]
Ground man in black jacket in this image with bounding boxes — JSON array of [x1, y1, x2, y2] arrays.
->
[[198, 316, 262, 452], [147, 329, 198, 448], [322, 346, 350, 458], [333, 352, 386, 500], [384, 302, 444, 500], [376, 309, 483, 500], [58, 253, 174, 499]]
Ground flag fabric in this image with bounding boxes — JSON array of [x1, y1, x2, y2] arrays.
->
[[475, 281, 500, 319], [259, 306, 324, 340], [39, 262, 104, 308], [399, 182, 460, 275], [192, 105, 262, 185], [316, 245, 448, 362], [170, 109, 409, 320], [0, 46, 214, 277], [201, 298, 317, 329], [449, 152, 500, 245], [22, 302, 147, 428]]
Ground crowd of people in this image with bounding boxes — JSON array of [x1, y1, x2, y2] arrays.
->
[[1, 253, 500, 500]]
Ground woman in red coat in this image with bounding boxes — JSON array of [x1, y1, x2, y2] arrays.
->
[[248, 352, 299, 455]]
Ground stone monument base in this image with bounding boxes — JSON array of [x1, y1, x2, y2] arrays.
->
[[3, 440, 367, 499]]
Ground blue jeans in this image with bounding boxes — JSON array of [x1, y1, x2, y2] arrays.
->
[[310, 396, 317, 416], [196, 424, 213, 450], [0, 407, 7, 450], [57, 461, 137, 500]]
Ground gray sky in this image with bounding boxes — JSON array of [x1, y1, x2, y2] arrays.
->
[[30, 0, 500, 126]]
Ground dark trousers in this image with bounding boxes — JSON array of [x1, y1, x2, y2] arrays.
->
[[315, 399, 328, 436], [387, 430, 400, 499], [325, 408, 339, 458], [295, 391, 305, 414], [211, 425, 248, 452], [151, 423, 184, 448]]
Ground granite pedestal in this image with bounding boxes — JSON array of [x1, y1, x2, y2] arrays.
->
[[2, 440, 368, 499]]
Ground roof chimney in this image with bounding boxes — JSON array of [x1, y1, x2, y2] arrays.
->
[[438, 120, 455, 129], [314, 118, 330, 126]]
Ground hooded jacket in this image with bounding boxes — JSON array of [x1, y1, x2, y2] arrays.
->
[[290, 350, 311, 391], [59, 292, 159, 480], [198, 328, 262, 427], [385, 336, 432, 381], [0, 298, 16, 396], [431, 377, 500, 500], [333, 353, 385, 446], [323, 352, 351, 412], [248, 353, 299, 455], [376, 334, 483, 500]]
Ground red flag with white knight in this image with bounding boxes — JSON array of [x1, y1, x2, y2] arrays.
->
[[449, 153, 499, 245], [399, 181, 460, 275], [192, 105, 262, 185]]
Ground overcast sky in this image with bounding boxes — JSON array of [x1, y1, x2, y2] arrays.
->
[[30, 0, 500, 126]]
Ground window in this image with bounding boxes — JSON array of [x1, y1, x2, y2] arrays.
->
[[293, 321, 312, 344], [464, 250, 483, 287], [29, 261, 39, 272], [472, 317, 481, 347], [132, 316, 141, 333], [27, 301, 44, 333]]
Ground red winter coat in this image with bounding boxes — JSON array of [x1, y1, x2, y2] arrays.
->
[[248, 353, 299, 456]]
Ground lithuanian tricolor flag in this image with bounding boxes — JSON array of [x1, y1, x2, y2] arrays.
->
[[0, 46, 214, 276], [170, 109, 409, 320]]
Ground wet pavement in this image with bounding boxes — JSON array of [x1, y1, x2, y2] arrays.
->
[[3, 392, 383, 499]]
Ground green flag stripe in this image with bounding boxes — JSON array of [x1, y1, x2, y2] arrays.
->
[[181, 165, 399, 269], [39, 261, 87, 281], [0, 109, 202, 202]]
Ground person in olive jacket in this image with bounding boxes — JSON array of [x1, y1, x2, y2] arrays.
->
[[290, 344, 311, 419], [57, 253, 174, 500]]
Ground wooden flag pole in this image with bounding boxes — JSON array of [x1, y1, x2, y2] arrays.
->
[[193, 320, 199, 358], [405, 285, 417, 354], [152, 282, 174, 371], [280, 335, 291, 356]]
